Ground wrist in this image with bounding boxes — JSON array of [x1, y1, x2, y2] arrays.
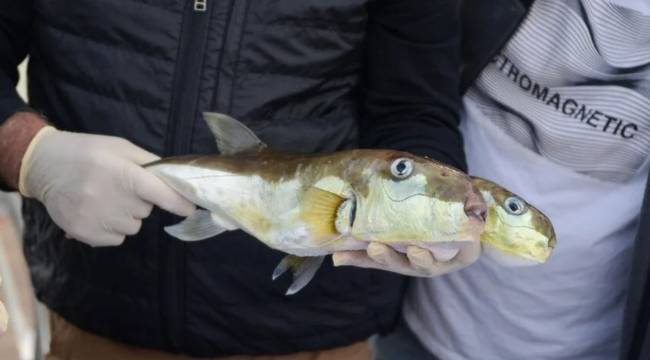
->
[[0, 111, 50, 191], [18, 126, 58, 197]]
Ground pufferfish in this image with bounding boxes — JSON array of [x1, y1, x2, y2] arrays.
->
[[146, 113, 556, 294]]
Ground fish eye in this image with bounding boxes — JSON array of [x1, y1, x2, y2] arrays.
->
[[504, 196, 527, 215], [390, 158, 413, 179]]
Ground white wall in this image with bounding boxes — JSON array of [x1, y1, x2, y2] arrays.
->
[[17, 61, 28, 101]]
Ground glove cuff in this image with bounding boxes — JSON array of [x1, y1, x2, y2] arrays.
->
[[18, 126, 58, 197]]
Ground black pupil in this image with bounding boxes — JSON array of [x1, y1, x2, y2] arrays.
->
[[396, 161, 407, 174], [509, 201, 519, 212]]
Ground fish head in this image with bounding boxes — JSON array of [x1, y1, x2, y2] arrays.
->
[[471, 177, 556, 266], [346, 152, 487, 253]]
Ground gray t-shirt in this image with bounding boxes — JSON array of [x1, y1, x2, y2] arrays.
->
[[467, 0, 650, 183], [404, 1, 650, 359]]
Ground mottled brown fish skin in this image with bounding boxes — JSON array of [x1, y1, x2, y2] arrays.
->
[[471, 176, 556, 263], [471, 176, 556, 248], [147, 148, 474, 204]]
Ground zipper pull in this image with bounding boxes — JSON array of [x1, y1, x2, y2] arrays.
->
[[194, 0, 207, 12]]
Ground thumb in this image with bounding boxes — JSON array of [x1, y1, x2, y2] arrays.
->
[[130, 165, 195, 217]]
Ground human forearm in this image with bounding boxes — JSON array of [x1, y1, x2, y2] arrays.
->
[[362, 0, 466, 171], [0, 111, 47, 190]]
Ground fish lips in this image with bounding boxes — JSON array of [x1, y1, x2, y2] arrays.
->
[[464, 184, 488, 223]]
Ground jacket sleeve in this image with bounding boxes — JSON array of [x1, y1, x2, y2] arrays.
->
[[361, 0, 466, 171], [619, 171, 650, 360], [0, 0, 33, 124]]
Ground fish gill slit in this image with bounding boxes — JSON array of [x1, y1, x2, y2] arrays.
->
[[349, 194, 357, 229]]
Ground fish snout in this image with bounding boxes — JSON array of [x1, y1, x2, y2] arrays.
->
[[548, 232, 557, 249], [464, 185, 487, 223]]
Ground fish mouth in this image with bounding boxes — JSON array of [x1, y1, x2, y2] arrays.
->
[[548, 234, 557, 249], [464, 187, 487, 223]]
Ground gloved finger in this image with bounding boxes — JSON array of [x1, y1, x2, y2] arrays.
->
[[128, 200, 153, 220], [333, 244, 414, 275], [75, 232, 125, 247], [406, 246, 436, 274], [453, 238, 482, 267], [118, 140, 161, 165], [332, 250, 381, 268], [411, 241, 481, 276], [0, 296, 8, 332], [130, 166, 195, 217], [428, 246, 460, 262], [405, 246, 467, 277], [366, 242, 411, 270], [111, 217, 143, 236], [333, 248, 420, 277]]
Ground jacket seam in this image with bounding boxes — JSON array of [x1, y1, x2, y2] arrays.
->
[[38, 17, 177, 63], [53, 74, 168, 111], [211, 0, 237, 111], [243, 69, 359, 82], [130, 0, 179, 13], [248, 103, 356, 128], [163, 3, 190, 154], [248, 17, 364, 33], [33, 0, 178, 15], [228, 0, 253, 112]]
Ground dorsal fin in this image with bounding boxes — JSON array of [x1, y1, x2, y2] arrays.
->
[[203, 112, 267, 155]]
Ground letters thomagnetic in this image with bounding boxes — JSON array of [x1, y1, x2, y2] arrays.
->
[[491, 54, 639, 140]]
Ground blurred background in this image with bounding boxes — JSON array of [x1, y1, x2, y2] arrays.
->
[[0, 60, 48, 360]]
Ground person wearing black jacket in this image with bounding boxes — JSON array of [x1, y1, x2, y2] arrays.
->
[[0, 1, 484, 359]]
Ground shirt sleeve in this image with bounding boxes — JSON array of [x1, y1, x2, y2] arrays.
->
[[0, 0, 33, 124], [361, 0, 466, 171]]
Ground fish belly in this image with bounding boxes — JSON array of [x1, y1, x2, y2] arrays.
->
[[151, 163, 344, 256]]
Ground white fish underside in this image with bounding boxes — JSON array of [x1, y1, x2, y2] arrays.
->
[[151, 163, 367, 256]]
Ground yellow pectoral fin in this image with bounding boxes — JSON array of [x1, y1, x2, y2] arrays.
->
[[301, 187, 346, 241]]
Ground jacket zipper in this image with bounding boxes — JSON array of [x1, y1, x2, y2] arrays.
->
[[162, 0, 213, 351], [194, 0, 207, 12]]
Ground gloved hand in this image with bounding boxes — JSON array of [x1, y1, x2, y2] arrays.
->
[[332, 240, 481, 277], [0, 276, 7, 332], [19, 127, 195, 247]]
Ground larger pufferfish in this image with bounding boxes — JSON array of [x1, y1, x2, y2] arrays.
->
[[146, 113, 556, 294]]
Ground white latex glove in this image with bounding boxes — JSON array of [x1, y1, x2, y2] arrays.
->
[[19, 127, 195, 247], [332, 240, 481, 277], [0, 276, 7, 332]]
